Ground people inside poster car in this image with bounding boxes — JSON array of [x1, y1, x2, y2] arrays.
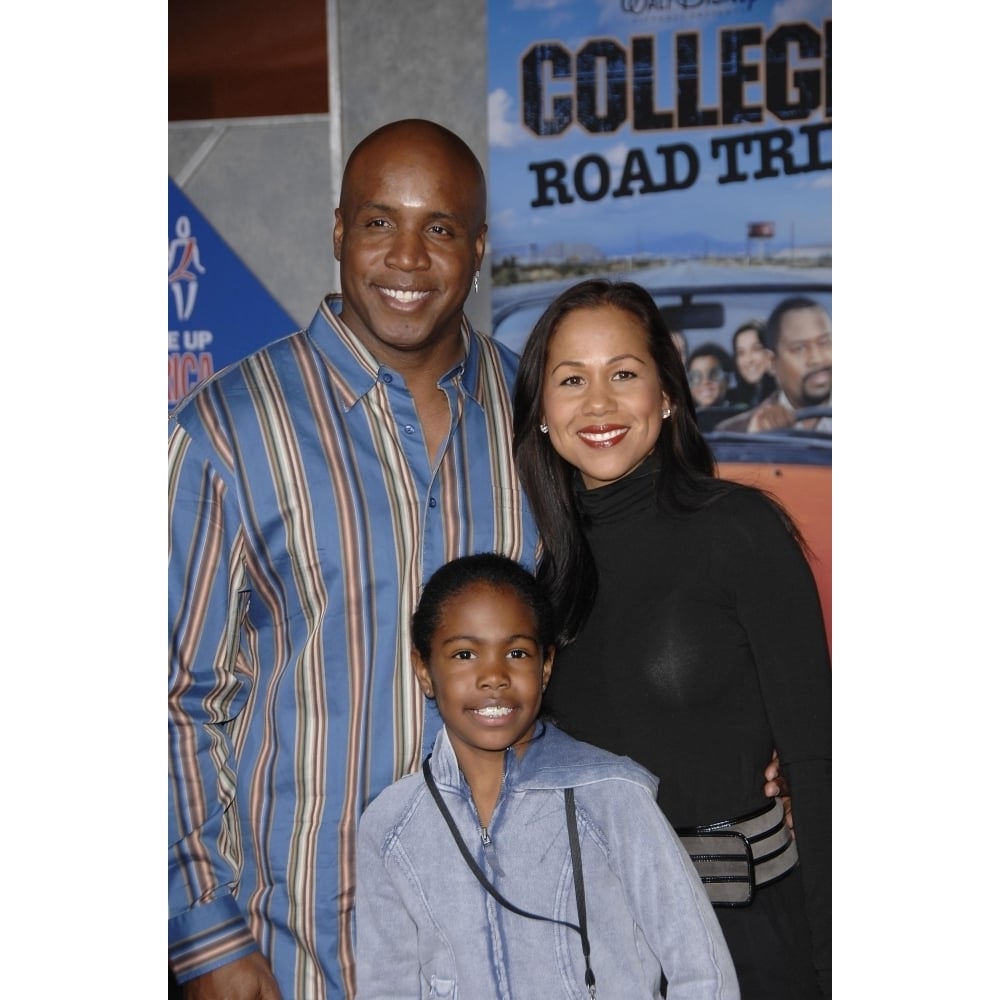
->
[[686, 342, 732, 409], [686, 342, 735, 431], [717, 297, 832, 434], [726, 318, 777, 408]]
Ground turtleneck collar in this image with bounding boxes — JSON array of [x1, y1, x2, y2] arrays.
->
[[574, 452, 660, 524]]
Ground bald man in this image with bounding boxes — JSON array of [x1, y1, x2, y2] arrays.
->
[[168, 120, 539, 999]]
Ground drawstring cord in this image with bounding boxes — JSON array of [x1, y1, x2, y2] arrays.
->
[[422, 755, 597, 997]]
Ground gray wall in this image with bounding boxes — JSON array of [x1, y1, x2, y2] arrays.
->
[[168, 0, 492, 333]]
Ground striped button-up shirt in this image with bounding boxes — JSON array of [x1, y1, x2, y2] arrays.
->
[[168, 295, 537, 998]]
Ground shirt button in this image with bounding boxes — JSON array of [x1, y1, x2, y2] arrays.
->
[[404, 424, 415, 435], [381, 372, 393, 384], [429, 497, 437, 508]]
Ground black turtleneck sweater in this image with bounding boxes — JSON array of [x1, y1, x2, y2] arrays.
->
[[542, 457, 831, 995]]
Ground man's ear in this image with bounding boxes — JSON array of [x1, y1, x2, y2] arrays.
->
[[412, 648, 434, 699], [333, 209, 344, 262], [474, 223, 487, 273]]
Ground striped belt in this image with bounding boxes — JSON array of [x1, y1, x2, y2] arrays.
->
[[677, 798, 799, 906]]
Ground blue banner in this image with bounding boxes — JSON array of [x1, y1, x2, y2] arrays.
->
[[168, 179, 296, 408]]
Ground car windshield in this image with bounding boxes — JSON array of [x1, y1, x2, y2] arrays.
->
[[491, 262, 831, 455], [493, 263, 830, 359]]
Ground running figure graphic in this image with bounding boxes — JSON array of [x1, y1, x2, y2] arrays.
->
[[168, 215, 207, 321]]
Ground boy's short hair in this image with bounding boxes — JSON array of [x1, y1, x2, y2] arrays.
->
[[411, 553, 555, 659]]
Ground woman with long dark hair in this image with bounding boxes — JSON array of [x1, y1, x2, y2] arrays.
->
[[512, 278, 831, 999]]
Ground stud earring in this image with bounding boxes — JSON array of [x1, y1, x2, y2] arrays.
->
[[473, 270, 479, 294], [662, 408, 671, 419], [540, 423, 549, 434]]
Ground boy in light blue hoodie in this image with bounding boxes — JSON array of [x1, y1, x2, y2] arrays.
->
[[354, 553, 738, 999]]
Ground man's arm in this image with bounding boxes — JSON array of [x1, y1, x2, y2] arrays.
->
[[168, 420, 256, 983], [747, 401, 795, 433]]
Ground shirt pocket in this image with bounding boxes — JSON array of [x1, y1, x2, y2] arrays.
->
[[423, 973, 455, 998]]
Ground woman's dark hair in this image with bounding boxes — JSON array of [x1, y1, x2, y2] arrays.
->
[[513, 278, 802, 647], [411, 553, 555, 660]]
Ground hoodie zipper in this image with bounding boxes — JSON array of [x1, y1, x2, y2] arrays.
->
[[473, 755, 508, 877]]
